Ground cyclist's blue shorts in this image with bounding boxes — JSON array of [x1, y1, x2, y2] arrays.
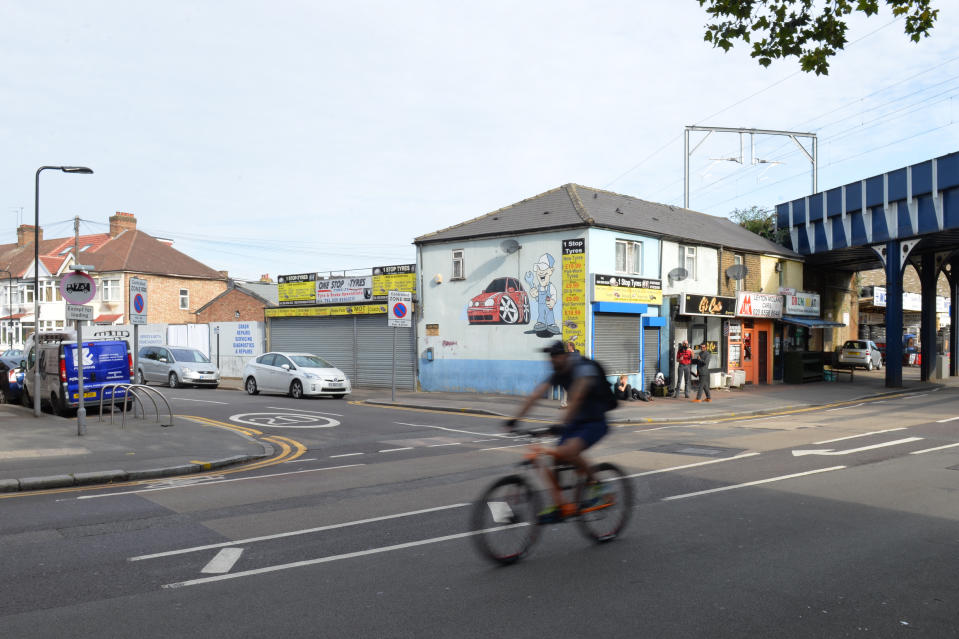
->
[[558, 419, 608, 450]]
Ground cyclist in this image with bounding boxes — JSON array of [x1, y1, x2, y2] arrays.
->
[[505, 340, 613, 522]]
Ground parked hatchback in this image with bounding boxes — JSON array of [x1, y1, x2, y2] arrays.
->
[[136, 345, 220, 388], [242, 352, 351, 399], [838, 340, 883, 371]]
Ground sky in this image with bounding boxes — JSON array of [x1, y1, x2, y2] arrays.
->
[[2, 1, 957, 281]]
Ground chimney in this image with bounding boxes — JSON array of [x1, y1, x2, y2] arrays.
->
[[17, 224, 42, 247], [218, 270, 229, 279], [109, 212, 137, 237], [260, 273, 272, 283]]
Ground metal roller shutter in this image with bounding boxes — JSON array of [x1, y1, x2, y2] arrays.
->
[[268, 317, 356, 382], [355, 315, 415, 389], [643, 327, 660, 391], [593, 313, 640, 375]]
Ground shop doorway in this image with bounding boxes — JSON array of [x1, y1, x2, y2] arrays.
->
[[758, 331, 768, 384]]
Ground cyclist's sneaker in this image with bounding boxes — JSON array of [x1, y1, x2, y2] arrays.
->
[[536, 505, 563, 524], [582, 483, 613, 509]]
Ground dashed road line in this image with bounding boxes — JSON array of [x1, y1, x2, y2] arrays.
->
[[663, 466, 846, 501], [379, 447, 413, 453], [814, 428, 907, 445], [909, 442, 959, 455]]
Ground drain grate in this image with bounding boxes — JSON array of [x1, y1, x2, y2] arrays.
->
[[641, 443, 746, 458]]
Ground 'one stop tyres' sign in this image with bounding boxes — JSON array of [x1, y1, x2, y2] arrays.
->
[[388, 291, 412, 328]]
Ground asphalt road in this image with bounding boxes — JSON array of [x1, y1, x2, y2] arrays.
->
[[1, 386, 957, 637]]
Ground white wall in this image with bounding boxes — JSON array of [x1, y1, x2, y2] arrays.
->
[[661, 241, 719, 296]]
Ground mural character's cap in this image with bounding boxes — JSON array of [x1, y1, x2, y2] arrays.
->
[[534, 253, 555, 270], [541, 340, 567, 355]]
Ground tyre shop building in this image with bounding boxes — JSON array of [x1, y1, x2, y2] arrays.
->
[[264, 266, 417, 389], [415, 184, 701, 395]]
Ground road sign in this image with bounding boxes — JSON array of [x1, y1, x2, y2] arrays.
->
[[129, 277, 148, 325], [388, 290, 412, 328], [66, 304, 93, 321], [60, 271, 96, 305]]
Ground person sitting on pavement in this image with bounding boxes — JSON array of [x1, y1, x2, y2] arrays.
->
[[613, 374, 633, 401], [693, 342, 712, 403], [505, 340, 613, 522], [673, 340, 692, 399]]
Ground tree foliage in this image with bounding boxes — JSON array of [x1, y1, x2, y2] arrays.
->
[[730, 205, 789, 243], [697, 1, 939, 75]]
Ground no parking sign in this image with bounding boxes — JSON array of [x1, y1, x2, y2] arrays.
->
[[388, 290, 412, 328]]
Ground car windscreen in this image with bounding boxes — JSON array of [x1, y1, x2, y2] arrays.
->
[[483, 279, 506, 293], [843, 341, 868, 349], [170, 348, 211, 363], [290, 355, 334, 368]]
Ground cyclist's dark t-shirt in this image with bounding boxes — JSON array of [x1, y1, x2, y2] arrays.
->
[[549, 354, 607, 424]]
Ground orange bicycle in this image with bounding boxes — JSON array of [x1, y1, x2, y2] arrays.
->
[[471, 426, 633, 565]]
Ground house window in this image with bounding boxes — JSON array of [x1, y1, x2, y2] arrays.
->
[[40, 281, 56, 302], [179, 288, 189, 310], [680, 245, 697, 280], [21, 286, 34, 304], [101, 279, 121, 302], [452, 249, 465, 280], [733, 254, 744, 292], [615, 240, 642, 275]]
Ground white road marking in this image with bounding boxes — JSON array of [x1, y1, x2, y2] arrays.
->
[[814, 428, 907, 444], [379, 447, 413, 453], [825, 403, 864, 412], [130, 503, 470, 561], [330, 452, 364, 458], [77, 464, 364, 500], [791, 437, 923, 457], [162, 525, 524, 589], [394, 422, 507, 439], [231, 412, 340, 429], [173, 398, 229, 404], [427, 443, 461, 448], [634, 425, 681, 432], [624, 453, 760, 479], [283, 458, 318, 464], [201, 548, 244, 574], [470, 439, 496, 443], [909, 442, 959, 455], [267, 407, 343, 416], [936, 416, 959, 423], [479, 443, 528, 451], [663, 466, 847, 501]]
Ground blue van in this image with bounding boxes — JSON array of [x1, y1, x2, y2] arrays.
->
[[22, 333, 133, 416]]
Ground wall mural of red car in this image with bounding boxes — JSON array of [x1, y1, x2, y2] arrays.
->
[[467, 277, 531, 325]]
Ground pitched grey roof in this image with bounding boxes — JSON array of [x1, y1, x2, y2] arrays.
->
[[236, 281, 279, 306], [415, 183, 801, 258]]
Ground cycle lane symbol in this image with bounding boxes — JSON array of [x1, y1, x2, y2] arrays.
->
[[230, 412, 340, 429]]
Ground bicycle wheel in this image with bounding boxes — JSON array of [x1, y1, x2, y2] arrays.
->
[[471, 474, 542, 565], [574, 462, 632, 543]]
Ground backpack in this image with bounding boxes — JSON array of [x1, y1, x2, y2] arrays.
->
[[587, 358, 618, 412]]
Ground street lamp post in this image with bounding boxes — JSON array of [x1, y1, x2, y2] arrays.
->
[[33, 166, 93, 418]]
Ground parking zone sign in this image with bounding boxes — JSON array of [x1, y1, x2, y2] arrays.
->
[[388, 291, 412, 328], [130, 277, 148, 325]]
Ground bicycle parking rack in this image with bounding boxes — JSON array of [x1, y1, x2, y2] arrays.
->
[[97, 383, 174, 429]]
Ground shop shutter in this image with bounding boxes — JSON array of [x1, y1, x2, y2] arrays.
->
[[355, 314, 415, 390], [268, 317, 356, 381], [593, 313, 640, 375], [642, 327, 660, 391]]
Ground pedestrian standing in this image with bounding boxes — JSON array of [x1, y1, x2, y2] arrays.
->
[[672, 340, 692, 399], [693, 342, 712, 402]]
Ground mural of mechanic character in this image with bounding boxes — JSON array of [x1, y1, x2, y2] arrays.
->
[[525, 252, 561, 337]]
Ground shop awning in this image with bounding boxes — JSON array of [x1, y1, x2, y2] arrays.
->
[[781, 315, 845, 328], [94, 313, 123, 324]]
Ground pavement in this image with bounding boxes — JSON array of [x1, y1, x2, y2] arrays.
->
[[0, 368, 943, 494]]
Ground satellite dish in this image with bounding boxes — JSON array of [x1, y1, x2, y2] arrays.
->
[[500, 239, 521, 254], [668, 267, 688, 282], [725, 264, 748, 280]]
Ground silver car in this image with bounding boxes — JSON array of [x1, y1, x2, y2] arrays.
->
[[136, 345, 220, 388], [242, 352, 351, 399], [838, 340, 883, 371]]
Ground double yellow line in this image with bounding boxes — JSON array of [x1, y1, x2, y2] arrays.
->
[[0, 415, 307, 500]]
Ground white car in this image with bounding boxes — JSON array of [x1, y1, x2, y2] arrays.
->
[[242, 352, 351, 399], [838, 339, 883, 371]]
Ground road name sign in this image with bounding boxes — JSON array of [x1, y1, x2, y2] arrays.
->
[[130, 277, 148, 325], [388, 290, 412, 328]]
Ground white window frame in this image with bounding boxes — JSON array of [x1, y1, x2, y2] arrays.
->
[[101, 278, 121, 302], [615, 239, 642, 275], [733, 254, 744, 292], [179, 288, 189, 310], [680, 245, 697, 280], [451, 249, 465, 280]]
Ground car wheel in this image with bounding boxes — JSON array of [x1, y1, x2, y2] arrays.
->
[[54, 393, 71, 417], [245, 377, 259, 395], [521, 300, 531, 324], [877, 359, 883, 370], [0, 386, 6, 404], [168, 372, 180, 388], [135, 369, 146, 385], [290, 379, 303, 399], [867, 359, 874, 371], [499, 296, 520, 324], [21, 386, 31, 408]]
